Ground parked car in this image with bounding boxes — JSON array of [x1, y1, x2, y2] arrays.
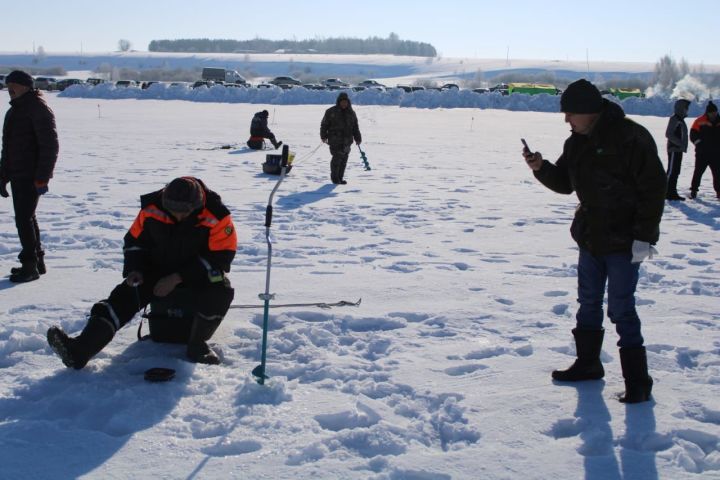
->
[[192, 81, 215, 89], [55, 78, 85, 91], [357, 79, 386, 89], [34, 77, 58, 91], [396, 85, 413, 93], [441, 83, 460, 90], [489, 83, 509, 95], [115, 80, 138, 88], [323, 78, 349, 88], [269, 76, 301, 87], [141, 81, 162, 89], [86, 78, 106, 86]]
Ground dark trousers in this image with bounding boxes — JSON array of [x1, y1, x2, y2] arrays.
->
[[666, 151, 683, 196], [98, 275, 234, 333], [329, 144, 351, 183], [690, 154, 720, 194], [10, 179, 43, 265], [576, 249, 644, 348]]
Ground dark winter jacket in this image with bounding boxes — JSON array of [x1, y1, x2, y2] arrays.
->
[[0, 90, 59, 182], [250, 111, 273, 138], [534, 99, 666, 255], [666, 101, 689, 153], [690, 113, 720, 159], [123, 178, 237, 288], [320, 94, 362, 147]]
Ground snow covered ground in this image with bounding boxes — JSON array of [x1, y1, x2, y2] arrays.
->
[[0, 95, 719, 480]]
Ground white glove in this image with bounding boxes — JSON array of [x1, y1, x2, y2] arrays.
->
[[631, 240, 658, 264]]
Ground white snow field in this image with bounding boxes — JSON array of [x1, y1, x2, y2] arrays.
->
[[0, 94, 718, 480]]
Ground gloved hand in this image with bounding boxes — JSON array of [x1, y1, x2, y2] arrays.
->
[[34, 180, 48, 195], [0, 181, 8, 198], [631, 240, 658, 264]]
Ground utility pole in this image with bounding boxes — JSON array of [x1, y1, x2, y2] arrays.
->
[[586, 48, 590, 75]]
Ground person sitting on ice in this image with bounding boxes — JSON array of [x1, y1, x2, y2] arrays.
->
[[247, 110, 282, 150], [47, 177, 237, 368]]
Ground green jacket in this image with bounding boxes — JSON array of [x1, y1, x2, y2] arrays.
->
[[534, 99, 666, 255], [320, 95, 361, 147]]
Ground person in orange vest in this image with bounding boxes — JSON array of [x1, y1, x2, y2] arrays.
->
[[47, 177, 237, 368], [689, 101, 720, 199]]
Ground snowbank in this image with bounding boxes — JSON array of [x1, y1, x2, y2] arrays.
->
[[58, 82, 709, 117]]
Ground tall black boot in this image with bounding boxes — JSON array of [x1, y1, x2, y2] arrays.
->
[[47, 305, 116, 369], [9, 262, 40, 283], [618, 346, 653, 403], [552, 328, 605, 381], [187, 314, 223, 365], [271, 139, 283, 150]]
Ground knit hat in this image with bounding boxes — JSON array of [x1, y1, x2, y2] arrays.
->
[[6, 70, 34, 88], [706, 101, 718, 113], [560, 79, 603, 114], [162, 177, 204, 214], [337, 92, 350, 102]]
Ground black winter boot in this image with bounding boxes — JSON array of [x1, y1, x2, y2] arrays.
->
[[11, 256, 45, 276], [47, 306, 116, 369], [552, 328, 605, 381], [618, 346, 653, 403], [271, 139, 283, 150], [187, 315, 222, 365], [9, 263, 40, 283]]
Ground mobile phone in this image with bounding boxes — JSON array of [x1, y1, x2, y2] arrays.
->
[[521, 138, 532, 153]]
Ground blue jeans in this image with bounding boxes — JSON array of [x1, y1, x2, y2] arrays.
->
[[576, 248, 644, 348]]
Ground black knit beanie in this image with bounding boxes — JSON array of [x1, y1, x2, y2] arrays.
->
[[706, 101, 718, 113], [560, 79, 603, 114], [6, 70, 34, 88], [162, 177, 204, 213]]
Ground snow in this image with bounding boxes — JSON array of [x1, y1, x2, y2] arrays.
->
[[0, 93, 719, 480], [57, 81, 712, 118]]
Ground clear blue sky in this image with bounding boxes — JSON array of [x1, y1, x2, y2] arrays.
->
[[5, 0, 719, 64]]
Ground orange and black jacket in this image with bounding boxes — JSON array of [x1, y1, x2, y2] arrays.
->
[[690, 114, 720, 157], [122, 179, 237, 288]]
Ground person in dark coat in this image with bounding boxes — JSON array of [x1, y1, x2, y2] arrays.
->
[[523, 79, 666, 404], [665, 99, 691, 200], [47, 177, 237, 367], [247, 110, 282, 150], [320, 92, 362, 184], [0, 70, 59, 282], [689, 101, 720, 199]]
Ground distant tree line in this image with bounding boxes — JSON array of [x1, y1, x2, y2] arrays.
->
[[148, 33, 437, 57]]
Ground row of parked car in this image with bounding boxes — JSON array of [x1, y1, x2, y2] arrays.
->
[[7, 74, 635, 98]]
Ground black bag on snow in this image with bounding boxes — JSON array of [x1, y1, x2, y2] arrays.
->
[[263, 154, 292, 175]]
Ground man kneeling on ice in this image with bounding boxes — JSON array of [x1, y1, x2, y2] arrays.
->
[[47, 177, 236, 368]]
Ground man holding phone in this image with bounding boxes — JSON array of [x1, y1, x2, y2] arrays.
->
[[523, 79, 666, 403]]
